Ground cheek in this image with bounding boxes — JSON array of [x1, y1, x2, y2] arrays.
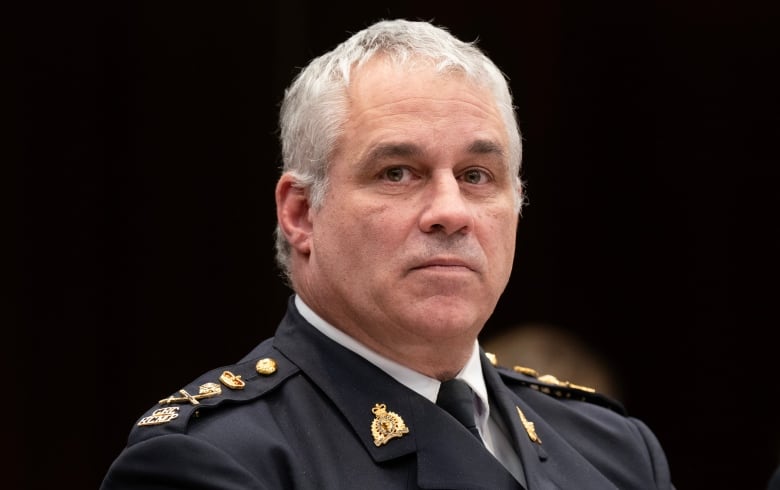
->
[[320, 202, 402, 256], [353, 206, 406, 253], [483, 211, 518, 260]]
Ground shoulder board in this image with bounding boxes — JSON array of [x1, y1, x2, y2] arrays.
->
[[485, 353, 626, 415], [127, 349, 299, 444]]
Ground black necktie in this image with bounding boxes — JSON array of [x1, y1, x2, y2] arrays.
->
[[436, 378, 482, 441]]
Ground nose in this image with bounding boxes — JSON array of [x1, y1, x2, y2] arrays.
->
[[418, 171, 473, 235]]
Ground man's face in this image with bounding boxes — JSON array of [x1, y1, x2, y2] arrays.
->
[[300, 57, 519, 355]]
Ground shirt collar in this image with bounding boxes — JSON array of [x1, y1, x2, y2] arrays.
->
[[294, 295, 490, 413]]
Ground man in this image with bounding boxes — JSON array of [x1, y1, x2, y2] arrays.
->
[[102, 19, 674, 489]]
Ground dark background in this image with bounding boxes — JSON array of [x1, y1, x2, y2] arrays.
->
[[12, 1, 780, 489]]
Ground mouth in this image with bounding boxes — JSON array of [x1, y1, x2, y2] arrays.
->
[[411, 257, 477, 272]]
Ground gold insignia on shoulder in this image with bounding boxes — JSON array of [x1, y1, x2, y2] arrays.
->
[[158, 382, 222, 405], [138, 406, 180, 426], [255, 358, 277, 375], [513, 365, 540, 377], [567, 382, 596, 393], [537, 374, 595, 393], [516, 406, 541, 444], [219, 370, 245, 390], [484, 352, 498, 366], [370, 403, 409, 447]]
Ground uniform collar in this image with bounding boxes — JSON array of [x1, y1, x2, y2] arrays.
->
[[295, 295, 489, 412]]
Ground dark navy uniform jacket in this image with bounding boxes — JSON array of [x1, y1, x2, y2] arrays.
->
[[102, 297, 674, 489]]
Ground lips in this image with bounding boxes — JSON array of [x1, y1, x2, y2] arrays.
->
[[411, 256, 477, 272]]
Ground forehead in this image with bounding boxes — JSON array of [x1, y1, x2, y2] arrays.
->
[[343, 57, 508, 150]]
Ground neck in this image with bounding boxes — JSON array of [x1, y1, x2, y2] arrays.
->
[[294, 294, 480, 380], [373, 339, 475, 380]]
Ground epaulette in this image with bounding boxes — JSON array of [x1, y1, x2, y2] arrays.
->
[[127, 350, 299, 444], [484, 351, 626, 415]]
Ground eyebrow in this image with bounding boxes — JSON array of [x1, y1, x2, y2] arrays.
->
[[365, 139, 505, 162], [467, 139, 505, 158], [365, 142, 423, 161]]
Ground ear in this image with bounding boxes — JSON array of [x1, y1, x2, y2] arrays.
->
[[275, 174, 313, 255]]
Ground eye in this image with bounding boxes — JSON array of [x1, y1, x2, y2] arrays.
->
[[381, 166, 411, 183], [461, 168, 490, 185]]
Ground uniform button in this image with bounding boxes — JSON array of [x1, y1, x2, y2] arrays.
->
[[255, 358, 277, 375]]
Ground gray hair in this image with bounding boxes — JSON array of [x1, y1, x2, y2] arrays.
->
[[275, 19, 525, 283]]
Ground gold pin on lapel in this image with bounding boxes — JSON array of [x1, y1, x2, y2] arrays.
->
[[219, 370, 245, 390], [159, 382, 222, 405], [516, 406, 542, 444], [370, 403, 410, 447]]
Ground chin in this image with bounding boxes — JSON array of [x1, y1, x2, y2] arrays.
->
[[404, 300, 488, 336]]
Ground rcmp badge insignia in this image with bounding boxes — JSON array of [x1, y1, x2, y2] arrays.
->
[[370, 403, 409, 447], [219, 370, 246, 390], [158, 382, 222, 405], [137, 406, 180, 426]]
